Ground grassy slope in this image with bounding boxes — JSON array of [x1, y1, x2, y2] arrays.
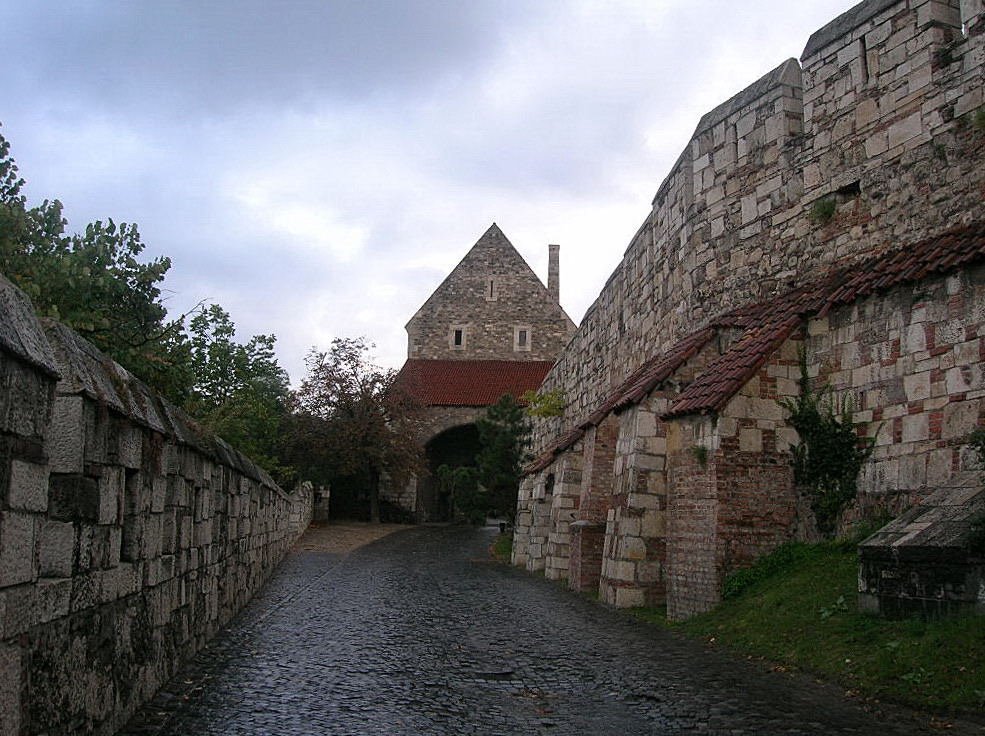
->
[[634, 542, 985, 713]]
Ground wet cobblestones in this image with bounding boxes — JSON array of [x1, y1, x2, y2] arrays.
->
[[118, 526, 982, 735]]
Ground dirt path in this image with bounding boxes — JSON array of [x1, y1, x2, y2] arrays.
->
[[293, 520, 410, 554]]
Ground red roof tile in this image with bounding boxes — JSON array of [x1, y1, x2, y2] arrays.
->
[[522, 220, 985, 474], [667, 220, 985, 418], [394, 359, 554, 407]]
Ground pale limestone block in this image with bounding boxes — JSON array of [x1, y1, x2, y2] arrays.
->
[[888, 112, 923, 148], [902, 414, 930, 443], [641, 511, 666, 539], [0, 643, 22, 736], [916, 0, 962, 28], [803, 162, 822, 190], [717, 416, 738, 438], [621, 517, 642, 537], [624, 537, 646, 561], [954, 340, 980, 366], [636, 411, 657, 438], [614, 587, 645, 608], [855, 97, 880, 128], [739, 428, 763, 453], [740, 195, 758, 224], [942, 401, 979, 440], [38, 520, 74, 578], [945, 366, 971, 393], [735, 110, 757, 138], [926, 448, 953, 484], [903, 372, 931, 401], [48, 395, 85, 474], [864, 132, 889, 158], [614, 561, 635, 581], [898, 453, 928, 489], [0, 512, 36, 587], [7, 460, 48, 512]]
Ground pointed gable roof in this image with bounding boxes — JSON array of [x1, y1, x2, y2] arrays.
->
[[406, 223, 573, 329]]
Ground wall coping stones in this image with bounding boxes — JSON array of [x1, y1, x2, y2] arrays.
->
[[0, 274, 59, 378], [0, 275, 279, 491], [801, 0, 899, 60], [693, 57, 803, 138]]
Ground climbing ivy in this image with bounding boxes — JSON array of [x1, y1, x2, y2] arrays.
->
[[781, 354, 873, 535]]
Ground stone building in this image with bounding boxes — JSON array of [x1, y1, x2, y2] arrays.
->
[[390, 224, 576, 521], [512, 0, 985, 619]]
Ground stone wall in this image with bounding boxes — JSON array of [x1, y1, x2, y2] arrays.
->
[[536, 0, 984, 440], [0, 276, 312, 736], [405, 224, 575, 362], [515, 0, 985, 619]]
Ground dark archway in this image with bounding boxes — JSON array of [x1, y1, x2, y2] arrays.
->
[[420, 424, 480, 522]]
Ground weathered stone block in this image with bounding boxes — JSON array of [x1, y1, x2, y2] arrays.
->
[[0, 642, 22, 736], [942, 400, 979, 440], [48, 396, 85, 473], [0, 511, 36, 586], [7, 459, 49, 512], [38, 519, 75, 578], [0, 583, 37, 638], [98, 467, 123, 525], [37, 578, 71, 623]]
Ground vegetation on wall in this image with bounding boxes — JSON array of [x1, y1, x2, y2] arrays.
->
[[781, 354, 873, 535], [809, 196, 837, 225], [521, 388, 566, 418]]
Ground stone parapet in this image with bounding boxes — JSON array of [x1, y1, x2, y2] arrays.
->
[[0, 274, 312, 736]]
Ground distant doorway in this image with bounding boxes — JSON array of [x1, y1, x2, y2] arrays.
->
[[421, 424, 480, 521]]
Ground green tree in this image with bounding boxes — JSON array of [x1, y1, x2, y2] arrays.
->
[[185, 304, 291, 482], [285, 338, 424, 521], [475, 394, 532, 522], [0, 125, 193, 401]]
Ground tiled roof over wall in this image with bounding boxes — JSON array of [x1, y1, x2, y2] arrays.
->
[[667, 220, 985, 417], [524, 220, 985, 473], [395, 359, 554, 408]]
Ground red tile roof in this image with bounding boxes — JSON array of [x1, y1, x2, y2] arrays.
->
[[522, 221, 985, 475], [394, 359, 554, 407], [666, 220, 985, 418]]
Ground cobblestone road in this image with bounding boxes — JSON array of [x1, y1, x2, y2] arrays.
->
[[118, 525, 983, 735]]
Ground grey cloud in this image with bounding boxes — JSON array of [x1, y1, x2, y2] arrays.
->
[[1, 1, 539, 115]]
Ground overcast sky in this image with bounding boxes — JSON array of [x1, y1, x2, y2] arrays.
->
[[1, 0, 856, 381]]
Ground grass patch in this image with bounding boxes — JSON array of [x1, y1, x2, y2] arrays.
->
[[489, 531, 513, 563], [632, 542, 985, 713]]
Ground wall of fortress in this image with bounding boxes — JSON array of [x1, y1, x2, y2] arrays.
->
[[536, 0, 984, 451], [517, 0, 985, 619], [0, 275, 312, 736]]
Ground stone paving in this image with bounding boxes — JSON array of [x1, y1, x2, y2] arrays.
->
[[118, 525, 983, 735]]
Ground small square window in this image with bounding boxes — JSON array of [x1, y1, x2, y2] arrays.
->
[[450, 325, 467, 350], [513, 325, 531, 352]]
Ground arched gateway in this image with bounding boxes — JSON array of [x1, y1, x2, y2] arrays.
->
[[389, 224, 576, 521]]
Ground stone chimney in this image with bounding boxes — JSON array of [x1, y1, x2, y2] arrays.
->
[[548, 243, 560, 303]]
